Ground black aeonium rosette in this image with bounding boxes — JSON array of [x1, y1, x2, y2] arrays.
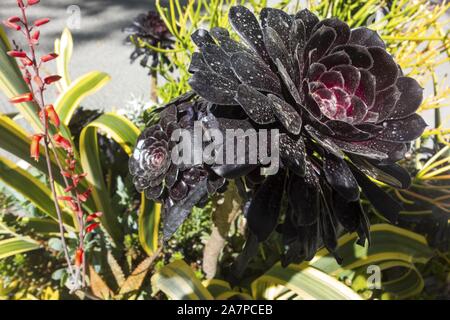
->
[[187, 5, 427, 266], [129, 93, 226, 239], [123, 11, 174, 70]]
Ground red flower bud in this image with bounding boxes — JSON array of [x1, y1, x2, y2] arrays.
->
[[53, 133, 72, 151], [9, 93, 33, 104], [30, 134, 43, 161], [75, 248, 83, 267], [3, 20, 21, 31], [40, 53, 58, 62], [86, 223, 100, 234], [21, 57, 33, 66], [33, 75, 43, 88], [44, 75, 61, 85], [34, 18, 50, 27], [23, 75, 31, 84], [64, 185, 74, 193], [17, 0, 25, 8], [32, 30, 40, 41], [61, 170, 71, 178], [86, 212, 103, 222], [57, 195, 73, 201], [8, 16, 21, 23], [7, 50, 27, 58], [27, 0, 40, 5], [45, 104, 60, 127], [77, 187, 92, 203]]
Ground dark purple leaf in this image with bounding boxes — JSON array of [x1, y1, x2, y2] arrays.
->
[[350, 164, 402, 223], [326, 120, 373, 141], [371, 85, 401, 122], [349, 27, 386, 49], [288, 173, 320, 225], [260, 7, 293, 48], [333, 44, 373, 69], [230, 51, 282, 94], [145, 183, 164, 200], [312, 18, 350, 48], [369, 47, 398, 91], [201, 44, 239, 81], [318, 51, 351, 69], [235, 84, 276, 124], [304, 26, 337, 62], [211, 27, 251, 54], [354, 69, 376, 108], [331, 65, 360, 94], [279, 134, 306, 176], [263, 27, 296, 79], [378, 114, 427, 142], [268, 94, 302, 135], [163, 179, 208, 240], [323, 155, 360, 202], [229, 5, 270, 63], [275, 59, 302, 104], [191, 29, 215, 48], [247, 172, 285, 241], [188, 70, 239, 105], [389, 77, 423, 120], [294, 9, 319, 37]]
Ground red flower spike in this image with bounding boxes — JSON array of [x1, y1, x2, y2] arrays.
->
[[7, 16, 21, 23], [43, 75, 61, 85], [75, 248, 83, 267], [30, 134, 43, 161], [9, 93, 33, 104], [86, 223, 100, 234], [7, 50, 27, 58], [34, 18, 50, 27], [27, 0, 40, 5], [3, 20, 21, 31], [45, 104, 60, 127], [53, 133, 72, 151], [41, 53, 58, 63]]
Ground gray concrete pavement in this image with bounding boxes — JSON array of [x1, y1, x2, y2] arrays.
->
[[0, 0, 164, 117]]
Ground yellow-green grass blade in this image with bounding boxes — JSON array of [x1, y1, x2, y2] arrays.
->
[[309, 224, 433, 275], [152, 259, 214, 300], [252, 264, 362, 300], [0, 26, 42, 131], [0, 156, 74, 228], [54, 28, 73, 91], [0, 237, 40, 260], [55, 71, 111, 126], [138, 196, 161, 256]]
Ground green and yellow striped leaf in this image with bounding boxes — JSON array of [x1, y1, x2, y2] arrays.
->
[[307, 224, 433, 299], [152, 260, 214, 300], [252, 264, 362, 300], [0, 26, 41, 131], [138, 196, 161, 256], [0, 156, 74, 228], [0, 237, 40, 260], [54, 28, 73, 91], [55, 71, 111, 126]]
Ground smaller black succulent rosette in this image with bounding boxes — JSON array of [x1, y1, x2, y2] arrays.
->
[[129, 93, 226, 239], [123, 11, 174, 70], [187, 5, 427, 265]]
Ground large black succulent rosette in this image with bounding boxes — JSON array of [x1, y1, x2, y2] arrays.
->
[[186, 6, 427, 266]]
